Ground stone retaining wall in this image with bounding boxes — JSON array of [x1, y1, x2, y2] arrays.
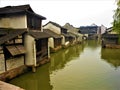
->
[[0, 81, 24, 90], [0, 65, 27, 81]]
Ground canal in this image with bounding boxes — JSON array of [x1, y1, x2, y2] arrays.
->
[[9, 40, 120, 90]]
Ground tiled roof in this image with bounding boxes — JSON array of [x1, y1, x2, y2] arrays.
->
[[0, 29, 27, 45], [63, 23, 79, 32], [68, 32, 76, 38], [62, 33, 70, 38], [0, 4, 46, 19], [0, 4, 33, 14], [0, 30, 8, 36], [6, 45, 26, 56], [43, 29, 62, 38], [29, 30, 51, 40], [49, 21, 62, 28], [44, 21, 66, 29]]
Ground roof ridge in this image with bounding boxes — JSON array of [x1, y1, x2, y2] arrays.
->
[[0, 4, 34, 13]]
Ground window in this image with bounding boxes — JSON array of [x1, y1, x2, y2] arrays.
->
[[36, 39, 42, 52], [4, 45, 26, 60], [27, 16, 41, 30], [15, 35, 23, 43], [54, 38, 61, 48], [6, 45, 25, 56], [36, 39, 48, 57], [5, 35, 23, 45], [36, 39, 47, 52]]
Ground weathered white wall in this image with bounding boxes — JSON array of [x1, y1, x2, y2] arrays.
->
[[100, 25, 107, 34], [25, 34, 36, 66], [48, 37, 54, 48], [43, 23, 67, 46], [0, 53, 5, 74], [77, 34, 83, 42], [61, 35, 65, 45], [6, 56, 24, 71], [41, 25, 43, 32], [43, 23, 74, 47], [43, 23, 61, 34], [48, 41, 50, 58], [0, 15, 27, 29]]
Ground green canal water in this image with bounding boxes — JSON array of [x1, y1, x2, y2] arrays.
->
[[9, 40, 120, 90]]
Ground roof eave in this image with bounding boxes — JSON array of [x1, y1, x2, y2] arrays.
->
[[27, 11, 46, 20]]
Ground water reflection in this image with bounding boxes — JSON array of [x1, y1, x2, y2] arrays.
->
[[9, 44, 84, 90], [9, 63, 52, 90], [83, 40, 101, 49], [9, 40, 120, 90], [49, 44, 84, 74], [50, 41, 120, 90], [101, 48, 120, 69]]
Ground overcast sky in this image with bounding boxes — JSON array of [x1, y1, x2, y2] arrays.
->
[[0, 0, 117, 28]]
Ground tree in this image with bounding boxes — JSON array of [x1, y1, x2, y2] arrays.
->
[[113, 0, 120, 33]]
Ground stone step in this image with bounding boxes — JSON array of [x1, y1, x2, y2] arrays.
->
[[0, 81, 24, 90]]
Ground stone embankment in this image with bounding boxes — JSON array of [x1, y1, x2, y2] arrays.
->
[[0, 81, 24, 90], [105, 44, 120, 49]]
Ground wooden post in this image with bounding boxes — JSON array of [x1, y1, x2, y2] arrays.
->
[[32, 66, 36, 73]]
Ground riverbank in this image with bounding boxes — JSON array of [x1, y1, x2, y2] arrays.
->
[[104, 44, 120, 49], [0, 81, 24, 90]]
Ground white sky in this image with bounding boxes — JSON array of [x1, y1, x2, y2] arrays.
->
[[0, 0, 117, 28]]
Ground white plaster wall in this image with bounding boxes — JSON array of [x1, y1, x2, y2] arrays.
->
[[25, 35, 36, 66], [6, 56, 24, 71], [48, 37, 54, 48], [61, 35, 65, 45], [0, 54, 5, 74], [100, 25, 107, 34], [78, 34, 82, 42], [0, 15, 27, 29], [43, 23, 61, 34], [48, 41, 50, 58], [41, 26, 43, 32], [0, 18, 10, 28]]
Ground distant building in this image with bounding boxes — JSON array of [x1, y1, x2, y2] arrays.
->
[[43, 21, 73, 48], [101, 27, 119, 48], [106, 27, 118, 34], [43, 29, 62, 53], [98, 25, 107, 34], [63, 23, 82, 44], [79, 24, 106, 40], [79, 25, 98, 34], [106, 27, 113, 33]]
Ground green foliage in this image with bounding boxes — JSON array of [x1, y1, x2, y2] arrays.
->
[[113, 0, 120, 34]]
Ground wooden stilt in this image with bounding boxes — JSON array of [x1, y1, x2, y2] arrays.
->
[[32, 66, 36, 72]]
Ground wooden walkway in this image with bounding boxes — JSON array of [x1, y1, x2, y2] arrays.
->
[[0, 81, 24, 90]]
